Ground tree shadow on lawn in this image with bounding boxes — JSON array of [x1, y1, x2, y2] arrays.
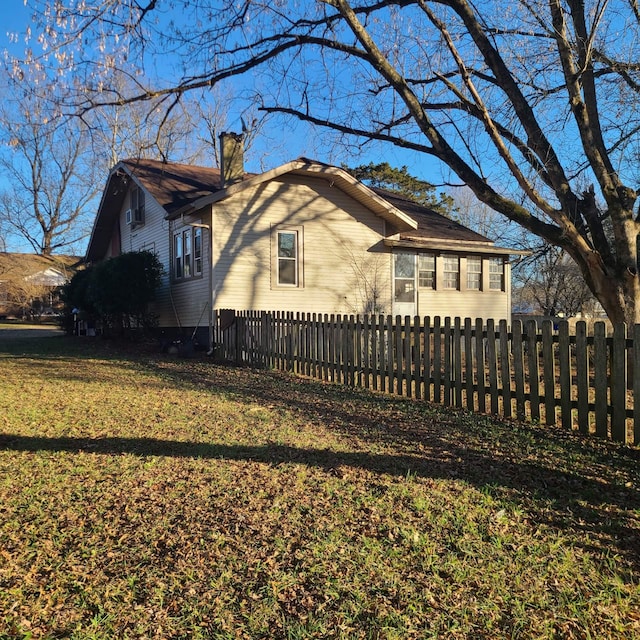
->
[[1, 429, 639, 574]]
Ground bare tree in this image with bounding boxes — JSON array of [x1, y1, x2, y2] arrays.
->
[[11, 0, 640, 323], [0, 90, 99, 255], [513, 244, 598, 317]]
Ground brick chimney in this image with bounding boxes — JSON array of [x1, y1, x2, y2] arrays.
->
[[219, 132, 244, 187]]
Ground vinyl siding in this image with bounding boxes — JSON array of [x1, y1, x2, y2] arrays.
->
[[163, 215, 211, 328], [212, 175, 392, 315]]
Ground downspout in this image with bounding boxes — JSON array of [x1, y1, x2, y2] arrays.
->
[[208, 204, 215, 354]]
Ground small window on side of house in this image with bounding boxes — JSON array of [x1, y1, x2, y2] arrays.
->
[[183, 230, 192, 278], [418, 253, 435, 289], [277, 230, 298, 286], [467, 255, 482, 290], [489, 257, 505, 290], [174, 232, 183, 279], [443, 255, 460, 289], [131, 187, 145, 226], [194, 227, 203, 276]]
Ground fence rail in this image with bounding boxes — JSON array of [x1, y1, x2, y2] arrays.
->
[[213, 310, 639, 445]]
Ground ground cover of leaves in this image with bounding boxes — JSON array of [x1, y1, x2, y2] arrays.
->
[[0, 335, 638, 639]]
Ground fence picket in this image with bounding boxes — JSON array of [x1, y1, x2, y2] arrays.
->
[[575, 321, 589, 434], [499, 319, 512, 418], [558, 321, 572, 430], [593, 321, 608, 438], [423, 317, 431, 402], [512, 321, 526, 421], [464, 318, 474, 411], [443, 317, 452, 407], [486, 320, 499, 415], [526, 320, 540, 422], [454, 318, 463, 408], [611, 323, 627, 442], [433, 317, 442, 403], [541, 320, 556, 426], [413, 316, 422, 400], [475, 318, 486, 413]]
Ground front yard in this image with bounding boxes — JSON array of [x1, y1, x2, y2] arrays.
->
[[0, 335, 638, 639]]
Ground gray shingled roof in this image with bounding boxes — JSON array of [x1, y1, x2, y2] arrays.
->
[[121, 158, 223, 215]]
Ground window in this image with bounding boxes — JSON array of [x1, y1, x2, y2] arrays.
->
[[174, 225, 205, 280], [418, 253, 435, 289], [467, 256, 482, 290], [443, 255, 459, 289], [174, 233, 183, 279], [194, 227, 202, 276], [394, 252, 415, 302], [277, 230, 298, 286], [183, 230, 192, 277], [131, 187, 145, 226], [489, 257, 504, 290]]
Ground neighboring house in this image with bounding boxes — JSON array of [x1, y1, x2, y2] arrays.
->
[[0, 253, 80, 318], [86, 133, 523, 345]]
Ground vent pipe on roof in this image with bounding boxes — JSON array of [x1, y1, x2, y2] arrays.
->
[[219, 132, 244, 187]]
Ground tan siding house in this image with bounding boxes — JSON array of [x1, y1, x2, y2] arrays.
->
[[86, 134, 523, 348]]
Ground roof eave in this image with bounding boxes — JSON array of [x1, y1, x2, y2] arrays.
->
[[384, 238, 530, 256]]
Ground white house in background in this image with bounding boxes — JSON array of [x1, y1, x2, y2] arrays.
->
[[0, 253, 80, 318], [85, 133, 524, 347]]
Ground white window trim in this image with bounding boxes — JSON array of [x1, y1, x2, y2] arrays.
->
[[173, 223, 205, 282], [272, 226, 304, 289]]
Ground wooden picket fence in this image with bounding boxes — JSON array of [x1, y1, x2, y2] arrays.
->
[[213, 310, 640, 445]]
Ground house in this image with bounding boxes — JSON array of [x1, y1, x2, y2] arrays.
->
[[0, 253, 79, 319], [85, 133, 523, 346]]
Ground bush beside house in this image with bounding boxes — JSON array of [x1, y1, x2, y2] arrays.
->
[[61, 250, 163, 337]]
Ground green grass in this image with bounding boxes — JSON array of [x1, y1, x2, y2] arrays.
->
[[0, 334, 639, 639]]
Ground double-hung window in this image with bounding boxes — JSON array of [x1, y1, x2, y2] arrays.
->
[[183, 231, 192, 278], [418, 253, 435, 289], [131, 187, 145, 226], [467, 256, 482, 290], [489, 257, 505, 290], [174, 233, 183, 279], [277, 230, 299, 286], [174, 225, 204, 280], [443, 255, 460, 289], [194, 228, 203, 276]]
